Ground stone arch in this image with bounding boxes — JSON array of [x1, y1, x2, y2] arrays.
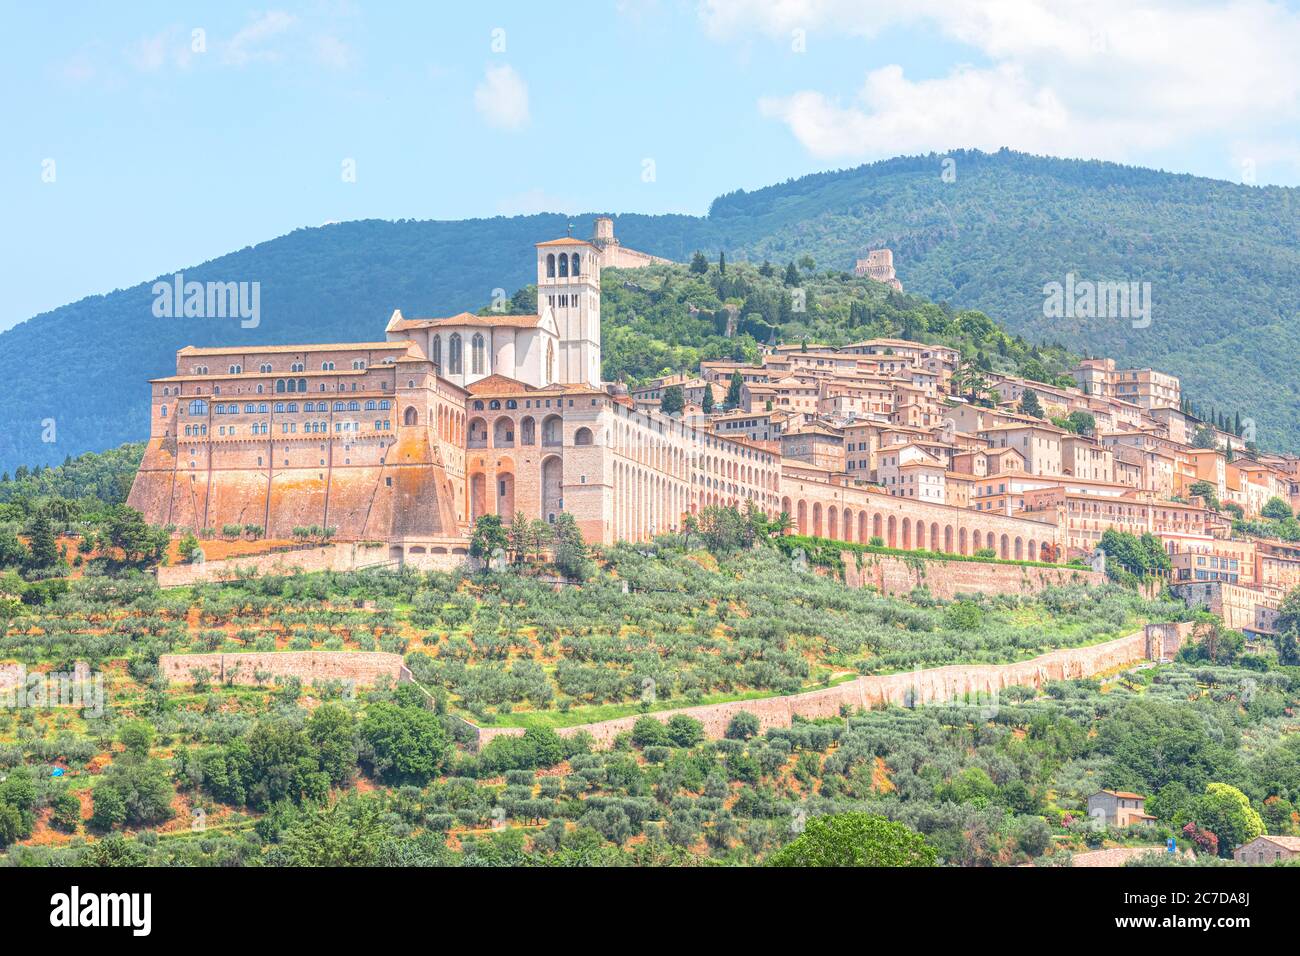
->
[[403, 406, 418, 427], [541, 455, 563, 521], [930, 522, 941, 552], [944, 525, 954, 554], [542, 414, 563, 447], [493, 416, 514, 447], [843, 508, 854, 543], [1014, 536, 1023, 560], [1028, 539, 1037, 562], [496, 472, 515, 517], [959, 527, 968, 555], [796, 500, 808, 535], [901, 517, 911, 549], [574, 426, 594, 446], [886, 514, 896, 547], [470, 472, 487, 521], [827, 505, 838, 540], [468, 416, 488, 448], [812, 502, 823, 538], [1000, 533, 1010, 559], [520, 416, 536, 445]]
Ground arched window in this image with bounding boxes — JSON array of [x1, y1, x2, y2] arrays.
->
[[546, 253, 556, 278], [448, 334, 462, 375], [378, 400, 390, 410], [574, 427, 593, 446], [403, 406, 418, 426], [160, 405, 168, 417], [276, 379, 286, 393], [333, 402, 346, 412], [347, 401, 360, 411], [298, 378, 307, 392], [571, 252, 580, 276], [431, 334, 441, 369], [558, 253, 569, 278], [471, 333, 486, 375], [365, 400, 377, 411], [189, 399, 208, 415]]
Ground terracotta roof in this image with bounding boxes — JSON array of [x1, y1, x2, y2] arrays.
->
[[1251, 835, 1300, 850], [536, 237, 593, 247], [387, 310, 545, 332], [178, 341, 411, 356]]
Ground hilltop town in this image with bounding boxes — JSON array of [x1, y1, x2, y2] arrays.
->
[[125, 220, 1295, 641]]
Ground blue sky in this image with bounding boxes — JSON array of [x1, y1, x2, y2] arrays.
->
[[4, 0, 1298, 331]]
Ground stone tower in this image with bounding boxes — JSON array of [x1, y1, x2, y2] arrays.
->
[[536, 236, 602, 388]]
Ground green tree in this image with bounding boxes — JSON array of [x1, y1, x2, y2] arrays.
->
[[360, 702, 451, 784], [1189, 783, 1265, 857], [701, 383, 715, 414], [24, 511, 59, 569], [469, 513, 508, 563], [689, 251, 709, 274], [1262, 497, 1293, 521], [1018, 388, 1044, 418], [768, 813, 936, 867], [726, 371, 744, 409], [660, 384, 685, 415]]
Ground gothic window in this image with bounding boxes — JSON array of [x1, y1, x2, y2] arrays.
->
[[276, 380, 286, 393], [449, 334, 463, 375], [558, 254, 569, 278], [472, 333, 486, 375], [571, 253, 580, 275], [546, 253, 556, 278], [431, 334, 441, 369]]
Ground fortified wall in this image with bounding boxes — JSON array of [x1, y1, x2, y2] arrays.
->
[[474, 622, 1194, 750], [840, 552, 1107, 599], [157, 650, 410, 687]]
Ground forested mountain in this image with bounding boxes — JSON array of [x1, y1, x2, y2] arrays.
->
[[2, 148, 1295, 472]]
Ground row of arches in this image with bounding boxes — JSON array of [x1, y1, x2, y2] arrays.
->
[[468, 456, 564, 524], [545, 252, 582, 278], [779, 497, 1043, 562]]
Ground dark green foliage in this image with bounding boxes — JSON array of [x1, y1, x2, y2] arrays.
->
[[768, 812, 936, 867]]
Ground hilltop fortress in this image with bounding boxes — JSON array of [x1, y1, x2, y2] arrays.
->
[[129, 219, 1300, 624]]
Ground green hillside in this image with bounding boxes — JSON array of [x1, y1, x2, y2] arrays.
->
[[1, 149, 1295, 472]]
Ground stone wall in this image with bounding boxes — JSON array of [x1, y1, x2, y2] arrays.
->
[[473, 623, 1192, 751], [840, 552, 1107, 599], [157, 650, 410, 687], [154, 541, 464, 587]]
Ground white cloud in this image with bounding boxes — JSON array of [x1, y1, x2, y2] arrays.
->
[[760, 63, 1072, 159], [702, 0, 1300, 171], [474, 64, 530, 130], [222, 11, 297, 67]]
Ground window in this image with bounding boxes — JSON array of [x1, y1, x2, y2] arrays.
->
[[448, 334, 462, 375], [472, 333, 486, 375], [431, 334, 441, 369]]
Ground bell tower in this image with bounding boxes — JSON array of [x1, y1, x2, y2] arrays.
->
[[537, 234, 601, 388]]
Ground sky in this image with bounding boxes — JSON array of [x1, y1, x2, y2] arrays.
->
[[3, 0, 1299, 331]]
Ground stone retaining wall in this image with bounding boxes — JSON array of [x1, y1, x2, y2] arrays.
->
[[157, 650, 410, 687], [473, 622, 1193, 750], [840, 552, 1107, 599]]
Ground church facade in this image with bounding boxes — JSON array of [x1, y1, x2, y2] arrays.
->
[[128, 219, 1062, 564]]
